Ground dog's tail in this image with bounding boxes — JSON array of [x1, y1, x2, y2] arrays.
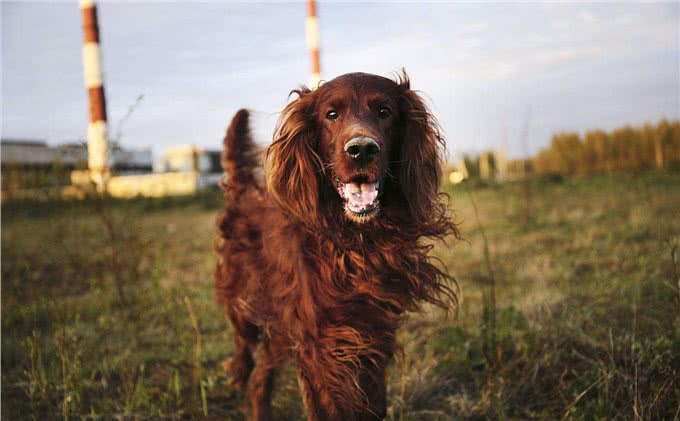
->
[[221, 109, 260, 198]]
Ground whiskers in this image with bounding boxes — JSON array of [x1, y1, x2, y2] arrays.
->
[[320, 161, 336, 175]]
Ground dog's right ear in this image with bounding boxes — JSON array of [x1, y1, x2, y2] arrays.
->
[[265, 88, 322, 225]]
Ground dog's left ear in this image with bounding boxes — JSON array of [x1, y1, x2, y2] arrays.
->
[[396, 73, 446, 226]]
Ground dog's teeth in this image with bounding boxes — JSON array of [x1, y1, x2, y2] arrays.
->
[[349, 183, 361, 193], [338, 179, 381, 222]]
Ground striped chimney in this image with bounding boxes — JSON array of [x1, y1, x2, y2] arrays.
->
[[306, 0, 321, 89], [80, 0, 110, 185]]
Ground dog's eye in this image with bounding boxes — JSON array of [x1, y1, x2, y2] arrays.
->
[[326, 110, 339, 121], [378, 106, 392, 119]]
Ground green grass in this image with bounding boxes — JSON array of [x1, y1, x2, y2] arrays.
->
[[2, 172, 679, 420]]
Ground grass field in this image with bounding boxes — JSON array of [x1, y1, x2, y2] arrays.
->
[[2, 172, 679, 420]]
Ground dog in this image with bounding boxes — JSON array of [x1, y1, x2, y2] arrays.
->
[[215, 71, 458, 420]]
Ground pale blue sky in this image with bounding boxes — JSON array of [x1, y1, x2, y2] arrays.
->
[[2, 1, 679, 159]]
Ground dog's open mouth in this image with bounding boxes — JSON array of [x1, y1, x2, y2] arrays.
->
[[336, 176, 381, 223]]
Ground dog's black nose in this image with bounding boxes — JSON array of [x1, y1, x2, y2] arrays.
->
[[344, 137, 380, 161]]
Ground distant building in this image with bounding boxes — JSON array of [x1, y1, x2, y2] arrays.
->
[[154, 145, 222, 187], [96, 145, 223, 198], [2, 139, 224, 199], [155, 145, 221, 174], [0, 139, 152, 172], [110, 144, 153, 173], [1, 139, 86, 169]]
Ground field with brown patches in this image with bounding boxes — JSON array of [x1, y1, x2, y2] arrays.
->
[[2, 172, 679, 420]]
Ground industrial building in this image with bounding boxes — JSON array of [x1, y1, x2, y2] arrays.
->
[[1, 139, 152, 172]]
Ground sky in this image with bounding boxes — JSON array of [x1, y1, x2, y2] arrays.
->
[[2, 1, 679, 160]]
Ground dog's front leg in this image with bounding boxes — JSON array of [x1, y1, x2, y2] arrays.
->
[[296, 348, 387, 421]]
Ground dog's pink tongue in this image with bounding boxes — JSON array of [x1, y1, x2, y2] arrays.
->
[[344, 182, 378, 207]]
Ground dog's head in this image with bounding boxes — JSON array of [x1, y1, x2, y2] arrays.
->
[[266, 71, 445, 228]]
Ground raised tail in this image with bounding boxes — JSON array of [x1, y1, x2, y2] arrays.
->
[[221, 109, 260, 198]]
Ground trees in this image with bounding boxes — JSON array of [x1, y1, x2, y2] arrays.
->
[[530, 119, 680, 176]]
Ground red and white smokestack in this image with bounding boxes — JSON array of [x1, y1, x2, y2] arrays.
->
[[306, 0, 321, 89], [80, 0, 110, 186]]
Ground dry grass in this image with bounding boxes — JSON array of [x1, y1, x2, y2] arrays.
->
[[2, 171, 679, 420]]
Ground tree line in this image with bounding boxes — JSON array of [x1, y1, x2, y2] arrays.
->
[[530, 119, 680, 176]]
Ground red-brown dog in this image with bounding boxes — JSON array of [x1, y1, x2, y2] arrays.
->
[[215, 71, 458, 420]]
